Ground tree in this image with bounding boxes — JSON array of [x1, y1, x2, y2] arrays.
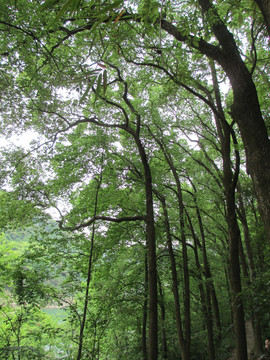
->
[[0, 1, 269, 359], [254, 0, 270, 35]]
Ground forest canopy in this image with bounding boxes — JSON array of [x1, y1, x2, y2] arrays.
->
[[0, 0, 269, 359]]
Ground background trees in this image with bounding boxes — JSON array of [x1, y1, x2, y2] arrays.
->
[[0, 0, 269, 359]]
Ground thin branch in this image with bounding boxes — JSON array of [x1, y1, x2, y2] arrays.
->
[[103, 62, 141, 134], [174, 142, 223, 189], [0, 20, 60, 70], [58, 215, 146, 231], [125, 58, 225, 122]]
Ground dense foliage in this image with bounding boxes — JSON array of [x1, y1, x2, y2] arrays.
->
[[0, 0, 269, 359]]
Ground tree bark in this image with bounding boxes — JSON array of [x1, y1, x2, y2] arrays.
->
[[254, 0, 270, 35]]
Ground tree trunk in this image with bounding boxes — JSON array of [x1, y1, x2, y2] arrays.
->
[[227, 66, 270, 244], [210, 61, 248, 360], [158, 276, 168, 360], [159, 194, 186, 360], [254, 0, 270, 35], [237, 184, 263, 357], [227, 211, 248, 360], [161, 0, 270, 243], [76, 169, 103, 360], [237, 184, 256, 281], [133, 134, 158, 360], [238, 235, 249, 278], [191, 186, 222, 336], [199, 0, 270, 243], [252, 315, 263, 356], [222, 130, 248, 360], [152, 134, 191, 359], [186, 211, 216, 360], [143, 251, 148, 360]]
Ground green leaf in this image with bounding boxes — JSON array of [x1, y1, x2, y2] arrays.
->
[[54, 0, 75, 22], [94, 73, 102, 105], [238, 13, 244, 26], [79, 83, 91, 104], [39, 0, 60, 11], [79, 75, 97, 103]]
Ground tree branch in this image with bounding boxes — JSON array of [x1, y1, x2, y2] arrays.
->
[[160, 19, 225, 62], [58, 215, 146, 231]]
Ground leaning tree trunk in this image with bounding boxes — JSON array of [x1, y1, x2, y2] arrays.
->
[[198, 0, 270, 243], [161, 0, 270, 243], [227, 65, 270, 244]]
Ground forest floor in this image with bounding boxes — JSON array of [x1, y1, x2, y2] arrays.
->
[[226, 321, 257, 360]]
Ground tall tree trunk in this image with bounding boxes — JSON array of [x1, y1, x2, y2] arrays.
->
[[237, 184, 263, 356], [191, 184, 222, 336], [102, 65, 159, 360], [149, 130, 191, 359], [76, 168, 103, 360], [227, 201, 247, 360], [210, 280, 222, 335], [238, 235, 249, 278], [236, 184, 256, 281], [158, 275, 168, 360], [199, 0, 270, 243], [210, 62, 248, 360], [224, 262, 234, 326], [133, 134, 158, 360], [186, 211, 216, 360], [227, 67, 270, 244], [170, 175, 191, 359], [142, 251, 148, 360], [158, 194, 186, 360], [161, 0, 270, 242], [251, 317, 263, 356]]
